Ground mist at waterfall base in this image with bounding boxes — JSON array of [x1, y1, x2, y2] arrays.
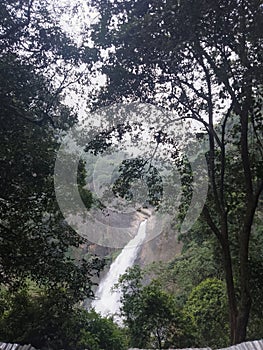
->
[[91, 220, 147, 324]]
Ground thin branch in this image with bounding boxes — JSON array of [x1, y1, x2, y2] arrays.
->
[[177, 77, 209, 102], [202, 205, 223, 245], [240, 84, 253, 198], [220, 102, 234, 210], [171, 81, 223, 148], [251, 113, 263, 159], [254, 180, 263, 203], [194, 45, 222, 214], [195, 41, 243, 116], [0, 0, 34, 40]]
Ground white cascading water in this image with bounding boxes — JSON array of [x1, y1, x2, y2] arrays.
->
[[91, 219, 147, 321]]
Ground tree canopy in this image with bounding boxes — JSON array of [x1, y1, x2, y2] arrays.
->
[[114, 265, 188, 349], [0, 1, 108, 348], [1, 0, 262, 348], [88, 0, 263, 344]]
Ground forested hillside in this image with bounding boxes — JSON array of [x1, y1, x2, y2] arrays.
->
[[87, 0, 263, 347]]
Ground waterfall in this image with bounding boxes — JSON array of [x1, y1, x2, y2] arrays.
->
[[91, 219, 147, 321]]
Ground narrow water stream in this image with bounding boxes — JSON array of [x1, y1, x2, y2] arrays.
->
[[91, 219, 147, 321]]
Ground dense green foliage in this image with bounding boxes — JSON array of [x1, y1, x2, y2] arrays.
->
[[0, 1, 108, 349], [88, 0, 263, 344], [0, 286, 127, 350], [0, 0, 100, 292], [115, 234, 262, 349], [115, 266, 189, 349], [1, 0, 262, 349], [113, 212, 263, 348], [184, 278, 229, 348]]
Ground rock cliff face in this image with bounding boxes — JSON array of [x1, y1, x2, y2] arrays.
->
[[135, 223, 182, 267], [86, 208, 150, 256], [87, 209, 182, 272], [85, 211, 182, 309]]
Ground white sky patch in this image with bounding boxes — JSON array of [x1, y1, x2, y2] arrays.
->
[[46, 1, 106, 121], [53, 0, 231, 132], [53, 0, 99, 45]]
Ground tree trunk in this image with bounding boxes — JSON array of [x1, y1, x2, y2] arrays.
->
[[223, 218, 253, 344], [235, 300, 251, 344], [156, 328, 162, 349], [221, 237, 238, 344], [222, 241, 251, 345], [233, 200, 257, 343]]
